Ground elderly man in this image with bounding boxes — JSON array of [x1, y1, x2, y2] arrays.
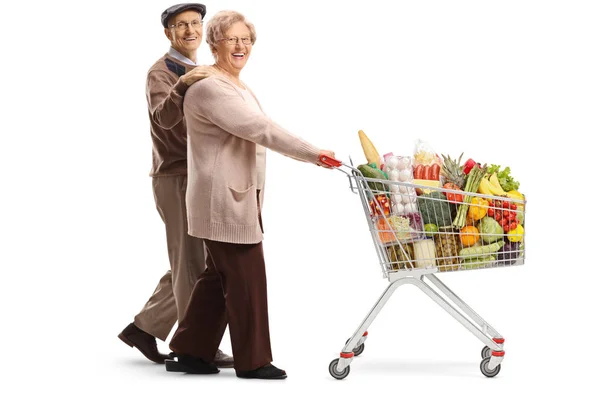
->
[[118, 3, 233, 368]]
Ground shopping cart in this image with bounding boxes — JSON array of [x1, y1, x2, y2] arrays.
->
[[320, 155, 526, 380]]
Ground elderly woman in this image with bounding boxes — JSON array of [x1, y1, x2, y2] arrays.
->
[[165, 11, 335, 379]]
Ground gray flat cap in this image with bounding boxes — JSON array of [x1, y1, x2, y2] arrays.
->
[[161, 3, 206, 28]]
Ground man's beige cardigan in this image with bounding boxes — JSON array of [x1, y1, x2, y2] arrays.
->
[[184, 76, 322, 244]]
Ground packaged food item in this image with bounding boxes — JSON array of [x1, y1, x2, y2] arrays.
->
[[386, 243, 415, 270], [413, 139, 442, 186], [413, 139, 441, 167], [412, 239, 437, 268], [369, 194, 391, 216], [412, 179, 441, 195], [434, 226, 460, 271], [375, 213, 425, 244], [375, 216, 397, 244], [384, 155, 418, 215]]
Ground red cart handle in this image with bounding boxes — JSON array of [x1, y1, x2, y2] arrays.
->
[[319, 154, 342, 168]]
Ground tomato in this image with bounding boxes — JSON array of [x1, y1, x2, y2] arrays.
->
[[510, 203, 517, 210], [443, 183, 462, 204], [495, 211, 502, 220], [510, 222, 518, 230], [502, 201, 509, 209], [503, 210, 509, 217], [488, 208, 494, 217]]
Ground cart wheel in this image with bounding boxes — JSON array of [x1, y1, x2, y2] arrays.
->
[[480, 357, 501, 378], [345, 338, 365, 357], [481, 346, 491, 359], [329, 359, 350, 380]]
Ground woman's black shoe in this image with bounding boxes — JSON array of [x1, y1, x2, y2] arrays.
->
[[165, 354, 219, 374], [236, 363, 287, 380]]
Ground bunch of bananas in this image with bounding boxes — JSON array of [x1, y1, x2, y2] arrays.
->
[[478, 173, 524, 200]]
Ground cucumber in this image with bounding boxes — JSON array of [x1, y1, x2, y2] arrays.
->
[[358, 164, 389, 194], [459, 241, 504, 259], [462, 255, 496, 270]]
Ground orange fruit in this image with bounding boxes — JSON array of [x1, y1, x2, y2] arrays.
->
[[460, 226, 480, 247]]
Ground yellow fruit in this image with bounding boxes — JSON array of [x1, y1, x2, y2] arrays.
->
[[507, 224, 524, 242], [478, 177, 494, 195], [488, 173, 507, 195], [358, 130, 381, 165], [507, 190, 525, 201]]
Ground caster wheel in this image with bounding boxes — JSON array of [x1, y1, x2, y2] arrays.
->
[[345, 338, 365, 356], [329, 359, 350, 380], [480, 356, 501, 378], [481, 346, 491, 359]]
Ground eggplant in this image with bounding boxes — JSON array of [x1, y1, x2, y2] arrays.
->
[[497, 241, 520, 265]]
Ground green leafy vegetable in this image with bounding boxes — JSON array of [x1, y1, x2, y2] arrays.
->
[[417, 192, 453, 227], [487, 164, 520, 191]]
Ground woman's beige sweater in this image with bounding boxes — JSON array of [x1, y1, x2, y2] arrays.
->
[[184, 75, 321, 244]]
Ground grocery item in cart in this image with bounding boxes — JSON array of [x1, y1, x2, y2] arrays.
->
[[416, 191, 454, 227], [386, 242, 414, 270], [497, 241, 521, 265], [357, 164, 388, 195], [413, 140, 442, 194], [459, 240, 505, 269], [459, 225, 480, 247], [478, 216, 504, 243], [358, 130, 382, 167], [383, 155, 418, 215], [468, 197, 488, 221], [434, 226, 461, 271], [412, 179, 441, 195], [375, 213, 424, 244], [440, 153, 467, 190], [369, 194, 391, 216], [413, 239, 437, 268], [413, 139, 441, 167]]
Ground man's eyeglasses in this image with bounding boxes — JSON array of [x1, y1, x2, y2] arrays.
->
[[221, 37, 252, 46], [169, 19, 203, 31]]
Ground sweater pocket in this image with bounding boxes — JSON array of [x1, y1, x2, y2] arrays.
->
[[227, 184, 256, 223]]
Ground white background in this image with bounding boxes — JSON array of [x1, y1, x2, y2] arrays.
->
[[1, 0, 598, 398]]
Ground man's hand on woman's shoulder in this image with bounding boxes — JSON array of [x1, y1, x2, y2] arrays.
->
[[181, 65, 220, 86]]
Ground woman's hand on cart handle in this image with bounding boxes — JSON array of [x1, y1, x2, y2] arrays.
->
[[317, 151, 341, 168]]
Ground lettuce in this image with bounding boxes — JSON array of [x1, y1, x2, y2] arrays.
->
[[487, 164, 520, 191]]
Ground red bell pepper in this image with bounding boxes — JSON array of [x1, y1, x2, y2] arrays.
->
[[463, 158, 477, 175]]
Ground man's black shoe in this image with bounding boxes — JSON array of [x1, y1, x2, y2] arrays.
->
[[165, 354, 220, 374]]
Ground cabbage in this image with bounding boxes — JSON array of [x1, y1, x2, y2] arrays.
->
[[478, 217, 504, 243]]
